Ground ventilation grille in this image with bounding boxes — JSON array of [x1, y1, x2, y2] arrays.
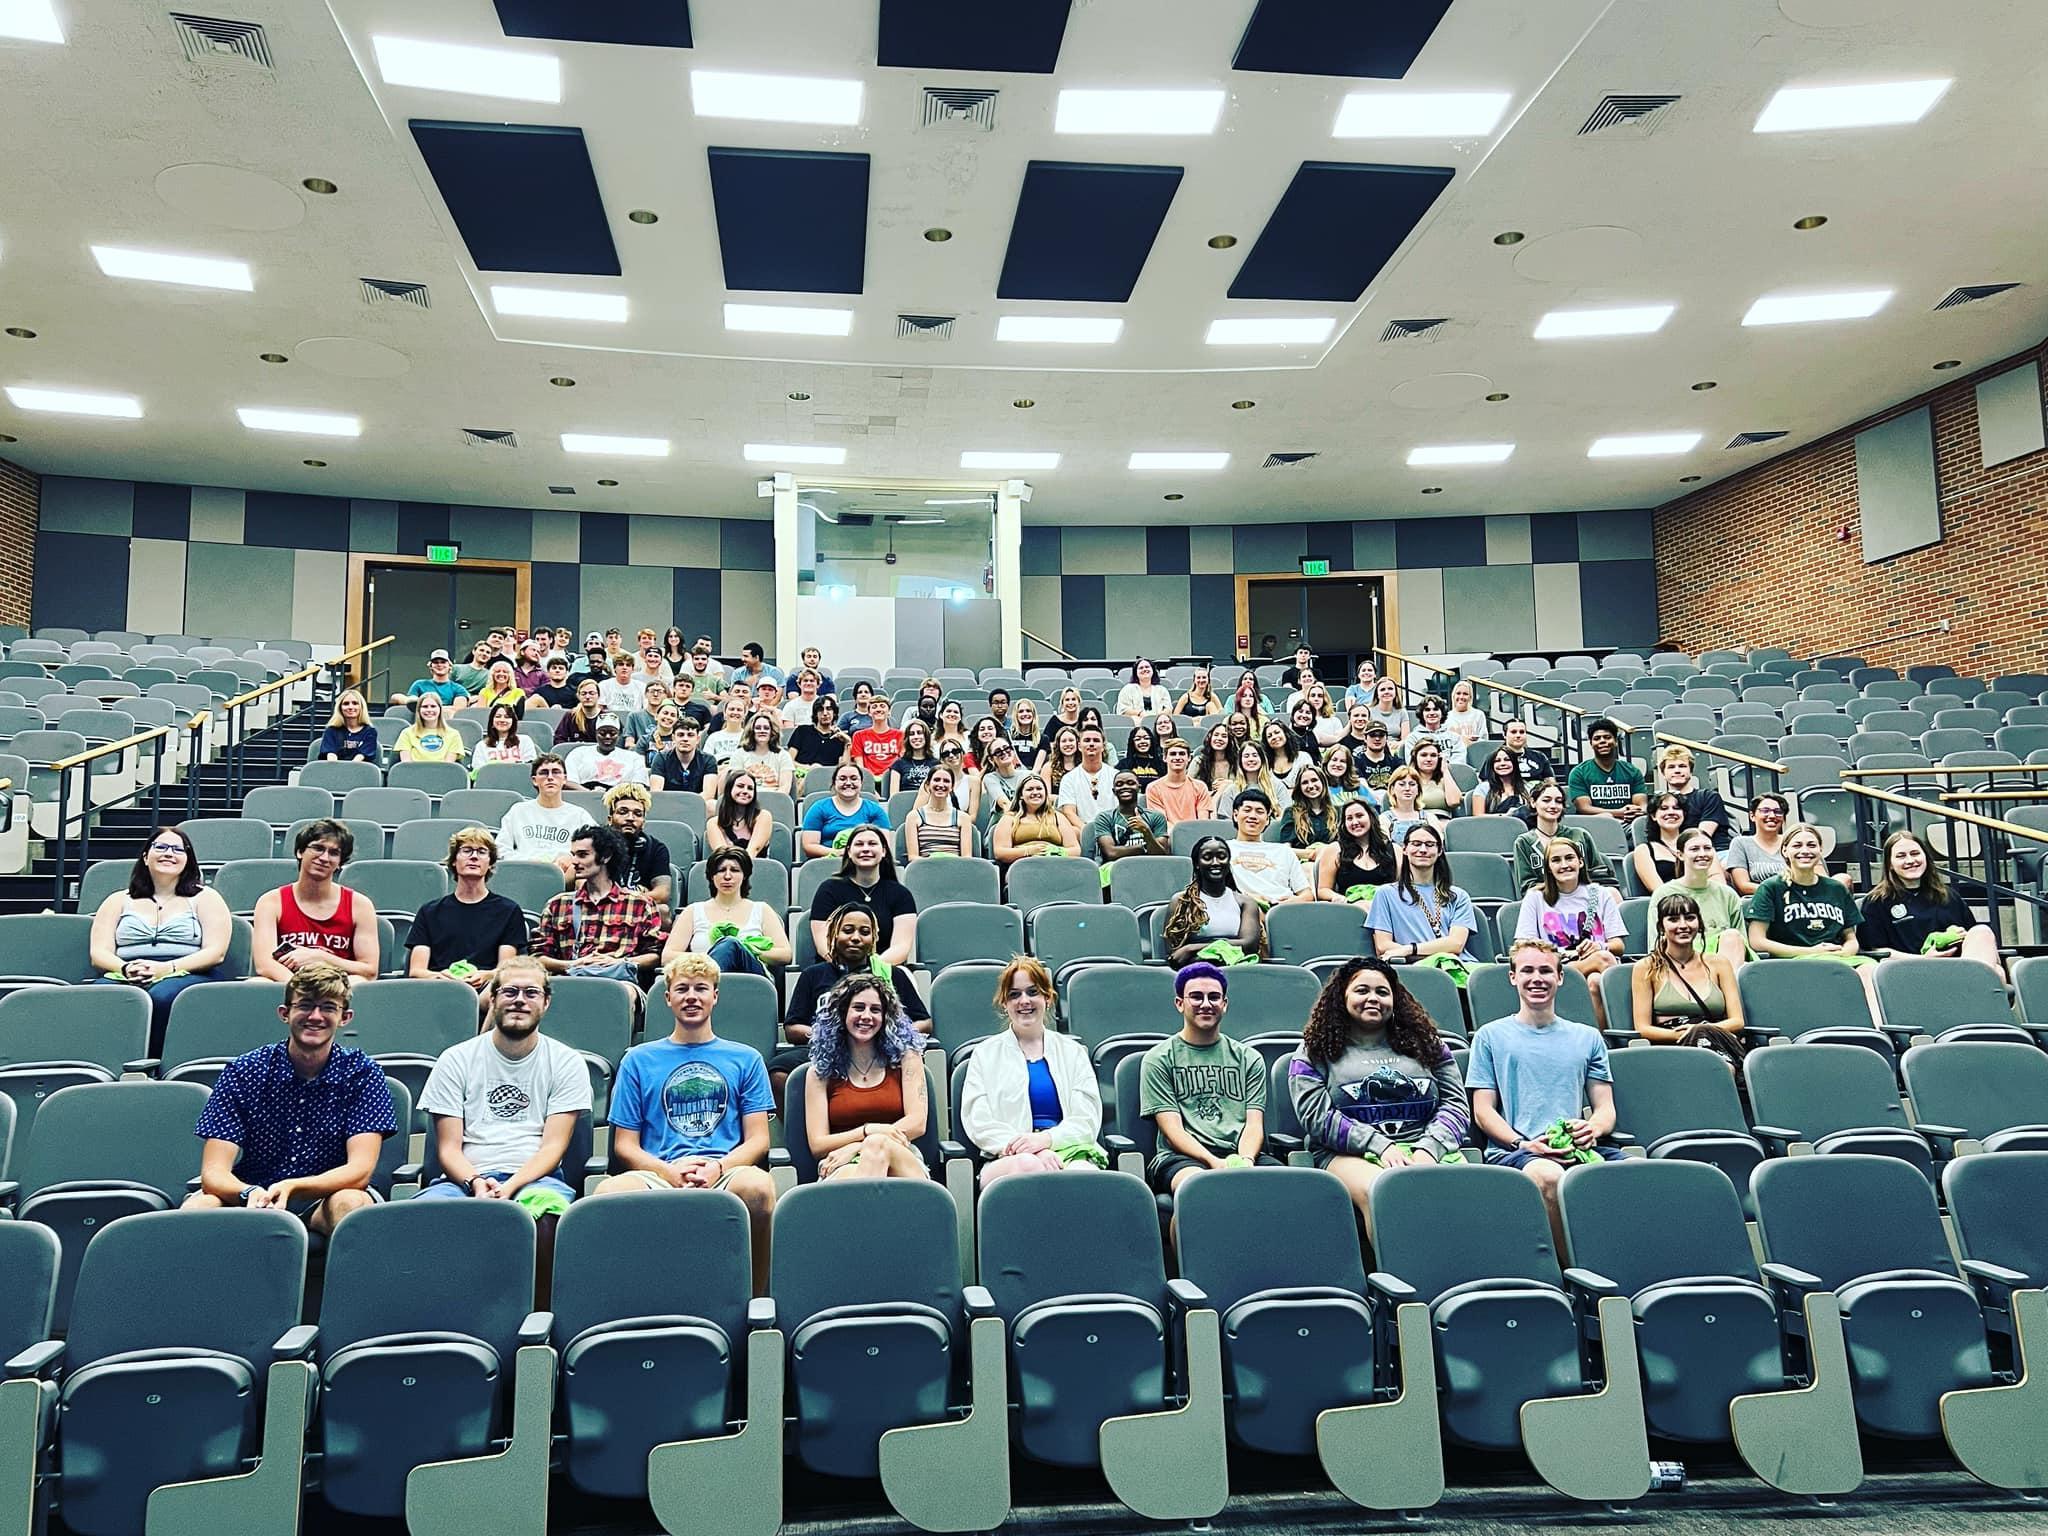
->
[[1262, 452, 1320, 470], [1578, 94, 1681, 135], [895, 313, 956, 341], [1934, 283, 2022, 311], [813, 414, 899, 438], [1726, 431, 1789, 449], [460, 428, 519, 448], [171, 12, 273, 68], [547, 485, 575, 495], [360, 278, 431, 309], [920, 87, 1000, 132], [1379, 317, 1447, 342]]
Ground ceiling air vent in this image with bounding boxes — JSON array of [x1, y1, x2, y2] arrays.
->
[[1578, 94, 1681, 136], [460, 428, 519, 448], [360, 278, 431, 309], [547, 485, 575, 496], [920, 87, 1000, 132], [1261, 452, 1320, 470], [1380, 317, 1447, 342], [170, 12, 273, 68], [1726, 431, 1789, 449], [1934, 283, 2022, 311], [896, 314, 957, 341]]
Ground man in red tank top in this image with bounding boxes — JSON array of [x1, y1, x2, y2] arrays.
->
[[253, 819, 381, 982]]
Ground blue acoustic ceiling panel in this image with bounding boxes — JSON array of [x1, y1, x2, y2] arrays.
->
[[411, 121, 620, 275], [999, 161, 1183, 302], [877, 0, 1072, 73], [708, 148, 869, 295], [1230, 160, 1451, 301], [494, 0, 692, 47], [1233, 0, 1455, 79]]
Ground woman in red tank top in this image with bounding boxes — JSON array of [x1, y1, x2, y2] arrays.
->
[[804, 972, 929, 1181]]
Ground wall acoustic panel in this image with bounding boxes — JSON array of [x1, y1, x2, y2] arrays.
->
[[449, 505, 533, 561], [1103, 576, 1192, 658], [1394, 567, 1445, 654], [126, 538, 188, 636], [1484, 514, 1532, 567], [1188, 574, 1236, 661], [247, 491, 348, 552], [38, 476, 133, 536], [291, 549, 348, 644], [1350, 520, 1395, 572], [1020, 574, 1063, 652], [1188, 525, 1234, 574], [1060, 525, 1145, 575], [1976, 360, 2045, 468], [185, 542, 292, 641], [187, 487, 244, 545], [1059, 575, 1106, 656], [1531, 562, 1585, 652], [629, 514, 719, 569], [528, 508, 581, 564], [347, 499, 399, 554], [1855, 406, 1942, 563], [1575, 508, 1653, 561], [131, 483, 190, 542], [580, 564, 670, 640], [1578, 559, 1658, 646], [672, 566, 722, 645], [1021, 525, 1062, 577], [1443, 564, 1535, 653], [1233, 522, 1305, 573], [32, 532, 129, 631], [719, 570, 775, 656]]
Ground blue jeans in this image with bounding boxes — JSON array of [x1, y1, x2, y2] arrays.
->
[[97, 967, 220, 1055], [706, 937, 768, 976]]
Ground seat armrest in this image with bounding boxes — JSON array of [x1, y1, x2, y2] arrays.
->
[[1103, 1134, 1138, 1157], [185, 1175, 204, 1195], [1961, 1259, 2031, 1311], [122, 1057, 162, 1077], [1739, 1025, 1783, 1042], [746, 1297, 778, 1332], [937, 1140, 970, 1164], [1166, 1277, 1209, 1311], [0, 1181, 18, 1213], [1600, 1130, 1636, 1148], [1561, 1267, 1620, 1303], [1267, 1131, 1304, 1156], [517, 1312, 554, 1348], [1761, 1262, 1823, 1300], [962, 1286, 997, 1318], [766, 1147, 792, 1171], [4, 1340, 62, 1380], [1912, 1122, 1974, 1158], [1750, 1124, 1804, 1157], [271, 1325, 319, 1361], [1366, 1271, 1417, 1306], [393, 1162, 423, 1186], [1601, 1030, 1636, 1049]]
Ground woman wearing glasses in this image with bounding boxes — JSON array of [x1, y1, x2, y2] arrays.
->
[[90, 826, 234, 1051], [957, 956, 1102, 1185]]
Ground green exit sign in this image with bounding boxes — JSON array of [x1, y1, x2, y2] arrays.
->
[[425, 543, 460, 565], [1298, 557, 1331, 577]]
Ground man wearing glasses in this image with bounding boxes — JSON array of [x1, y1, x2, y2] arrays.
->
[[252, 819, 380, 982]]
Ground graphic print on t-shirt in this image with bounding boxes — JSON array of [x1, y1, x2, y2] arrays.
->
[[1160, 1058, 1244, 1127], [1338, 1066, 1429, 1128], [1537, 909, 1590, 949], [661, 1061, 730, 1138], [488, 1082, 532, 1120], [1780, 892, 1850, 934]]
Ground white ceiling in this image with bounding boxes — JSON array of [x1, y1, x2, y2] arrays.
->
[[0, 0, 2044, 525]]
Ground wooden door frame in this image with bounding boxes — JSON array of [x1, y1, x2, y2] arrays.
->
[[1233, 570, 1399, 659], [347, 553, 532, 657]]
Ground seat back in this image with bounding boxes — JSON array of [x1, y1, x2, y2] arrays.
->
[[769, 1179, 962, 1338], [1556, 1159, 1757, 1295], [319, 1198, 536, 1363], [211, 859, 301, 917], [1608, 1044, 1750, 1141], [1173, 1165, 1367, 1309], [1465, 963, 1593, 1028], [1063, 964, 1173, 1048], [551, 1188, 751, 1351], [781, 1059, 943, 1183], [1735, 957, 1877, 1038], [0, 913, 96, 981], [1370, 1162, 1562, 1298], [346, 860, 450, 916], [1744, 1043, 1908, 1142], [1900, 1042, 2048, 1142], [1873, 955, 2016, 1035], [901, 856, 1000, 909], [1263, 903, 1370, 967], [910, 901, 1023, 973], [1107, 854, 1191, 911], [161, 981, 287, 1073], [0, 985, 149, 1073], [0, 1221, 59, 1361], [17, 1080, 210, 1199], [1031, 903, 1141, 973], [1943, 1151, 2048, 1290], [1004, 856, 1103, 916], [339, 978, 480, 1057], [1751, 1154, 1956, 1291], [978, 1169, 1169, 1320], [1216, 963, 1319, 1041]]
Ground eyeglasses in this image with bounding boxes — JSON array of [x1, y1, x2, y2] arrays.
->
[[148, 841, 187, 854], [496, 985, 545, 1001]]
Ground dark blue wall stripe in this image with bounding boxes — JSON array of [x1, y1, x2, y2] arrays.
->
[[1060, 575, 1106, 657], [1233, 0, 1454, 78], [1145, 524, 1190, 576], [708, 148, 868, 295], [393, 502, 452, 556], [673, 567, 721, 646], [877, 0, 1071, 72], [130, 482, 190, 542], [411, 120, 620, 276], [1529, 511, 1579, 565], [1021, 526, 1062, 577], [494, 0, 691, 46], [34, 532, 129, 631], [1579, 560, 1659, 648], [245, 491, 348, 551], [721, 519, 774, 571], [1394, 516, 1485, 570], [999, 161, 1183, 302], [1188, 575, 1236, 662], [578, 511, 629, 566], [1231, 160, 1452, 302], [1304, 522, 1351, 570], [531, 561, 580, 633]]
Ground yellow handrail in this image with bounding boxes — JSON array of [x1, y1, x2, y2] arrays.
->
[[49, 723, 179, 773], [1838, 781, 2048, 846], [219, 635, 392, 712], [1651, 730, 1782, 774], [1020, 628, 1076, 662], [1376, 646, 1588, 719]]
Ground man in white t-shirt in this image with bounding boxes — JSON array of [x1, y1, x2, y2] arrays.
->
[[496, 754, 594, 874], [598, 653, 648, 717], [1225, 790, 1311, 908], [563, 716, 651, 791], [1057, 726, 1118, 831], [414, 958, 591, 1206]]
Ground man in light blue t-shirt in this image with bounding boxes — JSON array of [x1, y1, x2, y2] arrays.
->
[[596, 952, 776, 1292], [1465, 938, 1620, 1246]]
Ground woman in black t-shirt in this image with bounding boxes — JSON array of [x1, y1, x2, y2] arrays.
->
[[1859, 829, 2004, 976], [805, 825, 918, 969], [789, 696, 851, 777]]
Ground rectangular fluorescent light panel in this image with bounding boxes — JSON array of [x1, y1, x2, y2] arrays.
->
[[562, 433, 668, 457], [1407, 443, 1514, 467], [996, 316, 1123, 344], [237, 407, 361, 437], [371, 35, 561, 104], [1534, 304, 1674, 339], [722, 303, 854, 337], [690, 70, 863, 126], [0, 0, 64, 43], [1754, 78, 1950, 133], [1334, 90, 1511, 138], [1741, 289, 1893, 326], [1128, 451, 1229, 471], [491, 286, 627, 323], [1205, 317, 1336, 345], [960, 451, 1060, 470], [1587, 432, 1702, 458], [744, 443, 847, 465], [91, 245, 252, 292], [5, 386, 141, 418], [1054, 88, 1226, 136]]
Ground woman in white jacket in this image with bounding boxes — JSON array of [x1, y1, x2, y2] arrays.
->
[[958, 956, 1102, 1186]]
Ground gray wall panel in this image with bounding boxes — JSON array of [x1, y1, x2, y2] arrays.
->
[[1976, 361, 2045, 468], [1856, 406, 1942, 562]]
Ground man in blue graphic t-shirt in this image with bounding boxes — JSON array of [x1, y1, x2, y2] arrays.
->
[[596, 951, 776, 1292]]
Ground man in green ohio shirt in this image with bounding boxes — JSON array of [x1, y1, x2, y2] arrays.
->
[[1566, 718, 1647, 822], [1137, 962, 1276, 1195]]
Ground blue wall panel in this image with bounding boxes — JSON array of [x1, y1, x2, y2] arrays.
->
[[130, 483, 190, 542], [1578, 559, 1659, 647], [245, 491, 348, 551], [673, 566, 722, 645], [1021, 525, 1062, 576], [1145, 524, 1190, 575], [578, 511, 629, 566], [1304, 521, 1351, 570], [1188, 574, 1236, 662], [720, 518, 775, 571], [33, 532, 130, 631], [1529, 511, 1579, 565], [394, 501, 452, 557], [1394, 516, 1485, 570], [530, 561, 580, 634], [1060, 575, 1107, 657]]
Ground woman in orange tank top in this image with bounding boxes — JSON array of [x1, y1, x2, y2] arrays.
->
[[805, 972, 930, 1181]]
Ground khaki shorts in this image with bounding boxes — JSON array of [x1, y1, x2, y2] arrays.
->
[[616, 1167, 742, 1192]]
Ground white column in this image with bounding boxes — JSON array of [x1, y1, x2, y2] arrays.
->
[[768, 472, 799, 667], [994, 477, 1030, 669]]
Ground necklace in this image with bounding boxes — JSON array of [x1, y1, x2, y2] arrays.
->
[[847, 1052, 884, 1087], [1412, 884, 1445, 935]]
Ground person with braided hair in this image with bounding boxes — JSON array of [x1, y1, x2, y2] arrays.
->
[[1287, 957, 1469, 1223]]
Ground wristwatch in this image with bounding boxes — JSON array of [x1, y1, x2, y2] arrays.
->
[[236, 1185, 256, 1206], [463, 1175, 483, 1196]]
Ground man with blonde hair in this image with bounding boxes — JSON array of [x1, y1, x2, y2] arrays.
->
[[605, 781, 673, 915], [407, 827, 528, 989], [597, 952, 777, 1293]]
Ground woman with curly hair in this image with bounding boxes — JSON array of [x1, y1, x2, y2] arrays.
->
[[804, 971, 930, 1181], [1287, 956, 1470, 1219], [1163, 835, 1266, 966]]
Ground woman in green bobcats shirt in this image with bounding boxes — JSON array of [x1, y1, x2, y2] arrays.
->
[[1745, 823, 1880, 1011], [1649, 829, 1745, 959]]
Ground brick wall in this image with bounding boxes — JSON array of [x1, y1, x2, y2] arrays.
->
[[1655, 337, 2048, 676], [0, 455, 35, 626]]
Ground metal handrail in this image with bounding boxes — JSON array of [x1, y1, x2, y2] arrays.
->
[[49, 722, 180, 774], [1020, 628, 1076, 661], [1376, 644, 1591, 763], [220, 635, 392, 801], [1838, 781, 2048, 844], [1938, 788, 2048, 802], [1840, 763, 2048, 777], [44, 716, 206, 905]]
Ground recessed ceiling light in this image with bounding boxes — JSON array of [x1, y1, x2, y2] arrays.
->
[[91, 245, 252, 292], [1420, 486, 1442, 495], [744, 442, 847, 465], [1231, 400, 1255, 410], [997, 316, 1123, 344], [1012, 398, 1036, 409], [690, 69, 862, 126], [1205, 317, 1335, 346], [492, 286, 628, 323], [4, 328, 34, 340], [562, 432, 668, 457], [258, 352, 288, 364], [1742, 289, 1892, 326], [1793, 215, 1829, 231], [1534, 304, 1674, 339], [238, 406, 361, 437], [1588, 432, 1702, 458], [1334, 90, 1511, 138], [1163, 493, 1184, 501], [960, 450, 1060, 470], [627, 209, 659, 225], [301, 177, 337, 195], [1754, 78, 1950, 134], [1207, 234, 1237, 250], [723, 303, 854, 337], [1407, 443, 1514, 467], [1485, 392, 1511, 402], [1055, 88, 1226, 136], [1129, 451, 1228, 471], [597, 478, 619, 486], [4, 385, 142, 418], [1678, 474, 1702, 483], [923, 228, 952, 243], [785, 392, 813, 405], [1691, 380, 1717, 391], [0, 0, 64, 43], [372, 35, 561, 102], [549, 377, 576, 388], [302, 459, 326, 469], [1932, 359, 1962, 370], [1493, 231, 1525, 246]]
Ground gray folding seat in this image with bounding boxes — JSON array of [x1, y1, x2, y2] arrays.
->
[[340, 978, 479, 1132], [159, 979, 286, 1086], [1389, 960, 1468, 1039], [491, 861, 568, 919], [1923, 675, 1987, 701], [384, 760, 470, 798], [0, 986, 151, 1170], [1870, 955, 2034, 1048], [1559, 1160, 1861, 1492], [340, 785, 433, 832], [211, 858, 302, 917], [927, 964, 1008, 1067], [1063, 965, 1174, 1121], [1945, 1150, 2048, 1296], [316, 1199, 556, 1525], [1031, 902, 1141, 984], [781, 1060, 958, 1186], [645, 820, 702, 870], [1167, 818, 1233, 858], [432, 787, 519, 826], [1936, 1149, 2048, 1487], [1743, 1044, 1934, 1177], [1607, 1046, 1765, 1212], [346, 859, 449, 922], [1735, 958, 1890, 1057], [1464, 963, 1593, 1030], [472, 762, 539, 796], [390, 816, 472, 863], [1215, 962, 1319, 1047], [1444, 816, 1525, 857], [297, 759, 381, 796], [902, 902, 1016, 975], [902, 855, 1000, 909], [1995, 724, 2048, 758], [1107, 854, 1190, 916], [1371, 1164, 1653, 1500], [179, 816, 276, 866], [1263, 902, 1369, 967], [1900, 1042, 2048, 1154], [1004, 855, 1102, 918]]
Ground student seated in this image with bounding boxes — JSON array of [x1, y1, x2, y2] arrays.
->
[[317, 689, 379, 762], [704, 769, 772, 859], [1139, 963, 1277, 1194], [1162, 835, 1266, 966], [252, 819, 380, 982], [1367, 824, 1478, 966], [497, 753, 593, 875], [1648, 829, 1745, 960], [1224, 790, 1312, 908], [799, 762, 890, 860], [803, 972, 931, 1181], [773, 902, 929, 1094], [1514, 837, 1625, 1029], [534, 825, 666, 983], [1858, 829, 2004, 976], [90, 825, 232, 1050], [661, 847, 793, 976], [405, 828, 528, 990], [957, 956, 1102, 1185], [1631, 892, 1746, 1049], [805, 827, 917, 968], [991, 773, 1080, 864]]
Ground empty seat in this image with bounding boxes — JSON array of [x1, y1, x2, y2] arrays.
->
[[160, 979, 286, 1084], [341, 785, 434, 829], [385, 760, 471, 798], [1735, 958, 1889, 1055], [1743, 1043, 1932, 1176], [1004, 855, 1103, 917], [1031, 902, 1142, 980], [1872, 955, 2033, 1047], [0, 912, 97, 992], [1264, 902, 1369, 967], [346, 859, 449, 919], [211, 859, 301, 917], [299, 760, 382, 796], [1107, 855, 1191, 914], [1607, 1046, 1764, 1210], [1900, 1042, 2048, 1153], [915, 901, 1025, 973], [179, 816, 276, 865], [901, 855, 1000, 909], [438, 787, 526, 825]]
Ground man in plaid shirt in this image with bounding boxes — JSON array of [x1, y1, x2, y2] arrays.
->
[[536, 823, 666, 983]]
